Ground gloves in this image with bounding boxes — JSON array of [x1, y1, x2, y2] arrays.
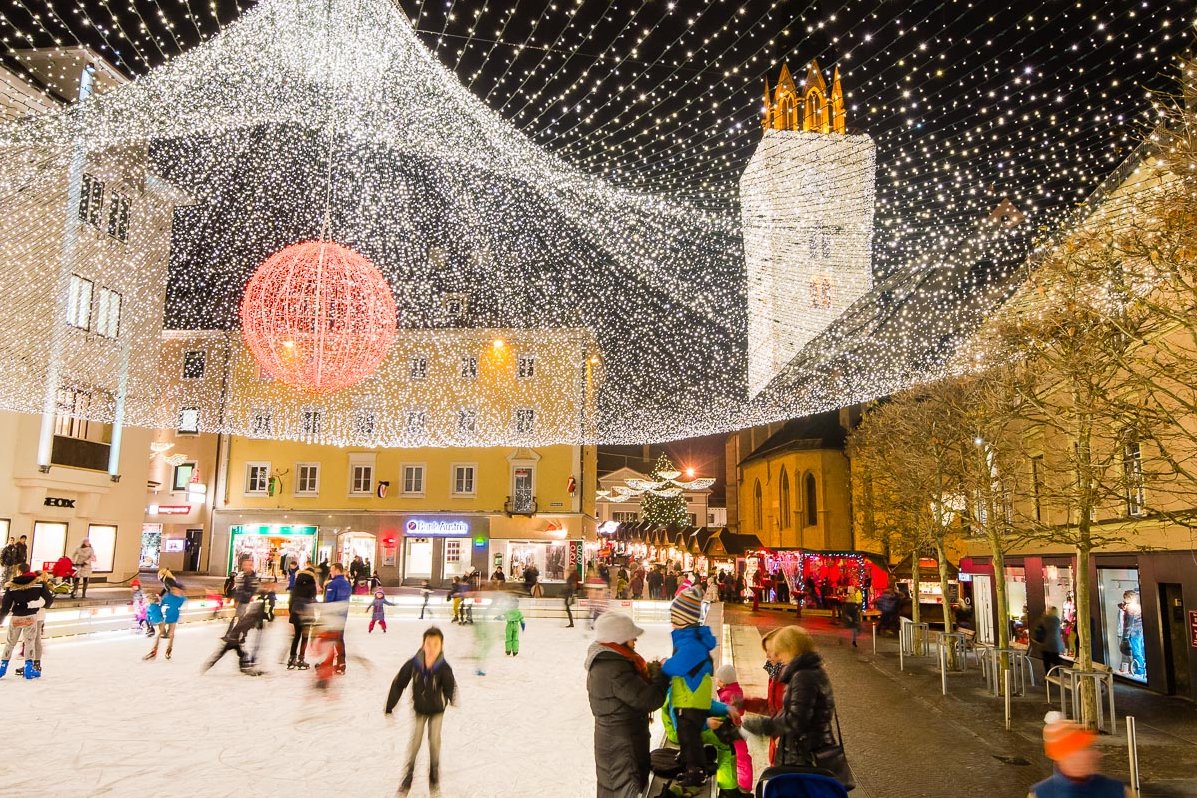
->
[[520, 622, 526, 631], [741, 716, 766, 736]]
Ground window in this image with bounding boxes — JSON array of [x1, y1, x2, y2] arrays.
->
[[31, 521, 68, 568], [445, 538, 462, 565], [300, 407, 324, 437], [172, 462, 196, 492], [1030, 455, 1044, 522], [95, 288, 121, 338], [86, 524, 117, 573], [460, 356, 478, 380], [352, 409, 377, 438], [753, 479, 763, 530], [177, 407, 199, 434], [405, 409, 427, 435], [106, 192, 130, 242], [349, 454, 375, 496], [612, 511, 639, 523], [443, 293, 468, 319], [805, 472, 818, 527], [517, 355, 536, 379], [453, 464, 476, 496], [245, 462, 270, 495], [182, 350, 206, 379], [515, 407, 535, 435], [67, 274, 93, 329], [78, 173, 104, 227], [1099, 568, 1146, 682], [457, 407, 477, 434], [54, 387, 91, 439], [250, 409, 272, 437], [409, 355, 428, 380], [402, 464, 425, 496], [295, 463, 320, 496], [1124, 438, 1145, 517], [778, 468, 792, 529]]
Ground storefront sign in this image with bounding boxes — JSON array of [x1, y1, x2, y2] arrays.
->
[[44, 496, 75, 508], [568, 540, 585, 578], [1189, 610, 1197, 648], [405, 518, 470, 537], [155, 505, 192, 515]]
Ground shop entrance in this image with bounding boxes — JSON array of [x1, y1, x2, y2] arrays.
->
[[337, 532, 377, 573], [184, 528, 203, 571], [1158, 583, 1191, 698], [229, 525, 318, 575], [973, 574, 995, 645]]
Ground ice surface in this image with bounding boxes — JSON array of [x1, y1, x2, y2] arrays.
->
[[0, 614, 671, 798]]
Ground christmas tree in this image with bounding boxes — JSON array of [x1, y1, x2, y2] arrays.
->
[[641, 453, 690, 527]]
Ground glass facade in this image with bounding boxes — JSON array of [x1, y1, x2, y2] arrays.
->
[[1003, 566, 1029, 645], [1042, 564, 1077, 658], [1100, 567, 1146, 682], [404, 537, 433, 579]]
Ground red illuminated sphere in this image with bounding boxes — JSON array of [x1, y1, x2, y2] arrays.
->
[[240, 240, 397, 393]]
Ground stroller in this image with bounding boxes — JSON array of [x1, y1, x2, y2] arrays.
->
[[755, 766, 851, 798], [47, 557, 77, 595]]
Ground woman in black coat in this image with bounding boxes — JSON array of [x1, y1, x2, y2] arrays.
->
[[585, 612, 670, 798], [743, 625, 852, 786], [287, 567, 318, 669]]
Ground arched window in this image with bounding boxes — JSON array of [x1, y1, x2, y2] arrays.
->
[[805, 88, 828, 132], [754, 479, 763, 530], [778, 468, 791, 529], [805, 472, 818, 527]]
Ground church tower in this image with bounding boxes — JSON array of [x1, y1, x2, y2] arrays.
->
[[740, 59, 875, 397]]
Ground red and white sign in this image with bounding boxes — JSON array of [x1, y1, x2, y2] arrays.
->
[[156, 505, 192, 516]]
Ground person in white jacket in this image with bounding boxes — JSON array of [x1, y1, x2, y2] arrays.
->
[[70, 540, 97, 599]]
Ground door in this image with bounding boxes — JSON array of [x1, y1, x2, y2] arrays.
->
[[1159, 584, 1191, 698], [184, 528, 203, 572], [973, 574, 995, 645]]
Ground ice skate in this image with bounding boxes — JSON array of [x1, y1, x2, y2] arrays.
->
[[23, 659, 40, 679], [287, 657, 297, 670], [240, 665, 264, 676], [143, 650, 157, 660], [397, 768, 414, 795], [165, 648, 173, 660], [429, 765, 440, 796], [296, 659, 310, 670]]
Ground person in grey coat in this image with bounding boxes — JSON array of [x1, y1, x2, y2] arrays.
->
[[1033, 605, 1066, 674], [585, 612, 669, 798]]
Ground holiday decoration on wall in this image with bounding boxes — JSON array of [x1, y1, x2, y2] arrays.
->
[[240, 240, 397, 394]]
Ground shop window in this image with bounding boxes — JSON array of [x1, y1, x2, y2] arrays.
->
[[402, 464, 425, 496], [1042, 564, 1077, 659], [517, 355, 536, 379], [86, 524, 117, 573], [295, 463, 320, 496], [1123, 438, 1145, 517], [78, 173, 104, 227], [1100, 568, 1146, 682], [778, 467, 791, 529], [245, 462, 270, 495], [95, 288, 121, 338], [182, 350, 206, 379], [409, 355, 428, 380], [300, 407, 323, 438], [172, 461, 196, 492], [140, 523, 162, 570], [31, 521, 68, 568], [460, 355, 478, 380], [405, 537, 433, 579], [753, 479, 763, 530], [67, 274, 93, 329], [178, 407, 200, 434], [1004, 566, 1029, 645], [804, 472, 818, 527], [453, 464, 476, 496]]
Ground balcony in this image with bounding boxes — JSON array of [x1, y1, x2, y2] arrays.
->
[[504, 494, 537, 517], [50, 435, 110, 472]]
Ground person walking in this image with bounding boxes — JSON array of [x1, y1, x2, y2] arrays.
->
[[69, 539, 97, 599], [844, 582, 863, 647], [386, 626, 458, 796], [1028, 712, 1131, 797], [646, 568, 663, 600], [564, 570, 579, 628], [742, 625, 853, 789], [287, 565, 318, 670], [585, 612, 670, 798], [0, 564, 54, 679], [1033, 606, 1066, 675]]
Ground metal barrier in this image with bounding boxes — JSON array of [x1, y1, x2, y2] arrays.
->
[[978, 647, 1035, 697], [899, 618, 929, 670]]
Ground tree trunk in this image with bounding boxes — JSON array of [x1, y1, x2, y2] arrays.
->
[[934, 536, 957, 668], [910, 547, 922, 654], [1074, 539, 1099, 728]]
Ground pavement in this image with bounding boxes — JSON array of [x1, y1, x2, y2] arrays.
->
[[724, 604, 1197, 798]]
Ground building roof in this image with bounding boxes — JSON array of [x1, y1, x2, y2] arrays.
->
[[740, 410, 845, 465]]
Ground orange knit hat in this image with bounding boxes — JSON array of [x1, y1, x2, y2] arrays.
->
[[1043, 712, 1096, 761]]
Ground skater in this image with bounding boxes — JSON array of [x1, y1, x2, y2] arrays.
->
[[564, 569, 580, 627], [143, 593, 164, 659], [419, 580, 433, 620], [69, 538, 97, 598], [148, 585, 187, 660], [386, 626, 458, 796], [449, 576, 464, 624], [585, 611, 670, 798], [662, 585, 726, 790], [0, 564, 54, 679], [502, 599, 525, 656], [714, 664, 754, 795], [368, 588, 396, 633], [471, 588, 496, 675], [323, 563, 352, 674], [205, 593, 268, 676], [1028, 712, 1131, 797], [131, 578, 153, 636], [288, 565, 318, 670], [230, 555, 260, 626]]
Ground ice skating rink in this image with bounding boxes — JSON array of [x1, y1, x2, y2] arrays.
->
[[1, 614, 671, 798]]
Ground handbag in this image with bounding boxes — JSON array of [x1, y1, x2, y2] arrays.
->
[[805, 709, 855, 791]]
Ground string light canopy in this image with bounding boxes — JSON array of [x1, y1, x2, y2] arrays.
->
[[0, 0, 1191, 447]]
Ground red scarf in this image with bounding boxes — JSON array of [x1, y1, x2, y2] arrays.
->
[[602, 642, 649, 680]]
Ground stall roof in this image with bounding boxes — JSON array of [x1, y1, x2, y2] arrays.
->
[[705, 529, 764, 557], [892, 554, 959, 580]]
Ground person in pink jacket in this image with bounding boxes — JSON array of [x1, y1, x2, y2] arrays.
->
[[714, 664, 754, 794]]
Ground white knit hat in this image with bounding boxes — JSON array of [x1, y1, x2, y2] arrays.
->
[[593, 612, 645, 644], [714, 664, 738, 684]]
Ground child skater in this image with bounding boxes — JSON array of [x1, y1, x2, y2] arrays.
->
[[714, 664, 754, 796], [502, 598, 526, 656], [368, 588, 397, 633], [144, 593, 165, 659], [386, 626, 458, 796], [131, 577, 152, 637]]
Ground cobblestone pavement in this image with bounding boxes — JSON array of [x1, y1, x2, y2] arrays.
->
[[724, 605, 1197, 798]]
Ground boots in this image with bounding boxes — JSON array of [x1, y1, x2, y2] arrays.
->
[[398, 768, 414, 795], [23, 659, 40, 679], [0, 659, 8, 678]]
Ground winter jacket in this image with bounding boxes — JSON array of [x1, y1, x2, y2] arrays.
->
[[0, 573, 54, 624], [661, 688, 737, 792], [743, 652, 837, 767], [1035, 614, 1065, 654], [232, 570, 260, 605], [290, 571, 318, 618], [1029, 772, 1127, 798], [324, 574, 351, 604], [717, 682, 754, 791], [386, 652, 457, 716], [71, 544, 97, 577], [369, 595, 396, 620], [585, 642, 670, 798], [161, 592, 187, 624], [741, 663, 786, 765], [146, 601, 165, 625], [662, 624, 717, 709]]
